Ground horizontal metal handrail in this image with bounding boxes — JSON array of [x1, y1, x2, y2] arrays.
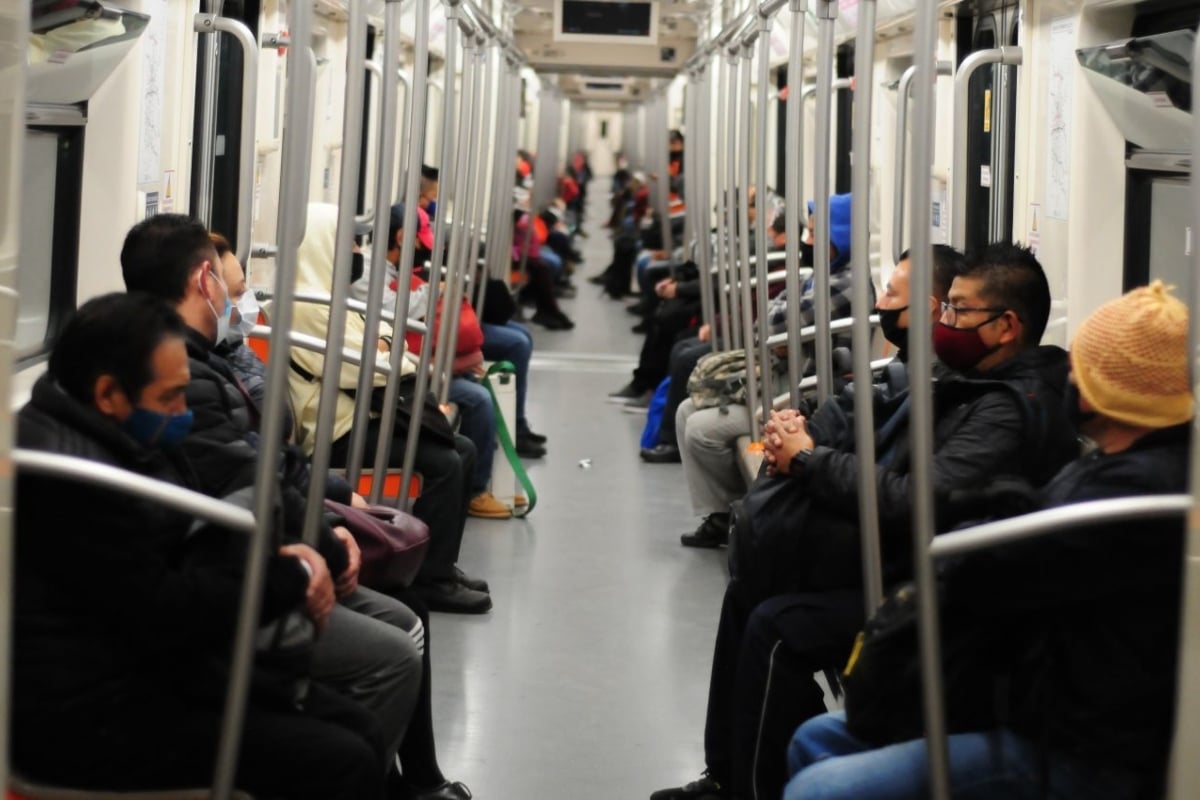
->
[[765, 355, 897, 411], [710, 249, 789, 275], [248, 326, 397, 377], [13, 450, 256, 534], [765, 313, 880, 348], [258, 290, 428, 335], [930, 495, 1191, 560]]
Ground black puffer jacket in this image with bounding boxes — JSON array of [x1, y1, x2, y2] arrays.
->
[[789, 346, 1077, 588], [944, 424, 1188, 782], [181, 327, 349, 576], [13, 375, 309, 735]]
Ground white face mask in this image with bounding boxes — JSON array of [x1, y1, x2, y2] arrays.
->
[[232, 291, 259, 337], [202, 268, 233, 343]]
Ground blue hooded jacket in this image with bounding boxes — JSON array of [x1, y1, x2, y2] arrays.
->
[[806, 192, 853, 272]]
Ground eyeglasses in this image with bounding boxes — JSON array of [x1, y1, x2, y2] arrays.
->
[[940, 301, 1007, 326]]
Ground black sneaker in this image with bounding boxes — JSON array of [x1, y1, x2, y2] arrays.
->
[[414, 578, 493, 614], [640, 443, 681, 463], [453, 565, 489, 594], [516, 434, 547, 458], [649, 771, 731, 800], [516, 424, 548, 444], [607, 382, 646, 404], [681, 513, 730, 548], [530, 310, 575, 330]]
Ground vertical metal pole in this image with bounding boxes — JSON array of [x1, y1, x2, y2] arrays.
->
[[194, 0, 226, 225], [726, 49, 744, 351], [395, 69, 412, 203], [656, 94, 674, 254], [301, 0, 368, 544], [435, 34, 480, 406], [736, 41, 762, 441], [423, 7, 461, 401], [0, 7, 26, 793], [783, 0, 807, 408], [909, 0, 951, 792], [713, 56, 733, 353], [212, 0, 313, 793], [693, 71, 716, 335], [1166, 26, 1200, 800], [754, 15, 774, 420], [469, 43, 498, 314], [851, 0, 884, 612], [812, 0, 837, 404], [482, 53, 514, 301], [373, 0, 432, 508], [347, 2, 404, 485]]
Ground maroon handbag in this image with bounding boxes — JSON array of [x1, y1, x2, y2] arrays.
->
[[323, 499, 430, 589]]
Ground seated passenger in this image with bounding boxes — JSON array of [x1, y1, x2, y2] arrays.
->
[[13, 293, 384, 799], [652, 243, 1078, 800], [387, 204, 518, 517], [676, 193, 859, 548], [513, 205, 575, 330], [784, 280, 1190, 800], [120, 216, 432, 773], [639, 208, 792, 463], [286, 203, 493, 613]]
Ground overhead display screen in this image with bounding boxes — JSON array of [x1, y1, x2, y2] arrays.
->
[[555, 0, 659, 43]]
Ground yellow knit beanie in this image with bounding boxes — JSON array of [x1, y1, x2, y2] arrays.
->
[[1070, 280, 1192, 429]]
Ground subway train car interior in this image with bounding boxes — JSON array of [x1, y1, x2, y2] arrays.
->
[[4, 0, 1200, 797]]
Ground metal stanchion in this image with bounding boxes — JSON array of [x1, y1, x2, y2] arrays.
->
[[212, 0, 314, 793], [783, 0, 807, 407], [736, 39, 762, 441], [908, 0, 951, 792], [811, 0, 837, 404], [301, 0, 369, 544], [372, 0, 433, 509], [346, 2, 404, 485]]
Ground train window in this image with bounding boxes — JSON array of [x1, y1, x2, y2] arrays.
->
[[17, 121, 82, 363]]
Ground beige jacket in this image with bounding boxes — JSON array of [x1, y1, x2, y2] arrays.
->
[[288, 203, 416, 455]]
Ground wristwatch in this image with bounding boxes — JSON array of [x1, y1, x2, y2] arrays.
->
[[791, 447, 815, 476]]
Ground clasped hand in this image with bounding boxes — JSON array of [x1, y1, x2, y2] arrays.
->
[[763, 409, 814, 476]]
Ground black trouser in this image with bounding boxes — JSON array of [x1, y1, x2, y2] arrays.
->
[[657, 337, 711, 445], [631, 310, 698, 393], [521, 257, 565, 314], [389, 586, 448, 789], [703, 580, 863, 798], [331, 426, 476, 583], [15, 682, 385, 800], [733, 591, 864, 800]]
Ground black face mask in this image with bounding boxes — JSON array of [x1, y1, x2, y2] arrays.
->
[[877, 306, 908, 350], [1064, 383, 1097, 433], [351, 251, 365, 283], [798, 240, 814, 266]]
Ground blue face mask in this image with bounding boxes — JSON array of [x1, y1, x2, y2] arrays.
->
[[124, 406, 194, 448]]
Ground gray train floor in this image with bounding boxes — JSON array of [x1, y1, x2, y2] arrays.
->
[[429, 190, 730, 798]]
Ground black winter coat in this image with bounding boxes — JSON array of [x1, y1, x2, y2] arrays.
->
[[180, 327, 349, 577], [13, 375, 309, 737], [786, 346, 1077, 589], [944, 424, 1189, 780]]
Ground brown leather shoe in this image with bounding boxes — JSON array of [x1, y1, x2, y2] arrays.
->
[[469, 491, 512, 519]]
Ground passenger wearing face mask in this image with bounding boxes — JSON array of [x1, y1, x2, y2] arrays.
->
[[650, 244, 963, 800], [783, 281, 1191, 800], [120, 214, 438, 794], [652, 243, 1080, 800], [13, 293, 387, 799], [207, 232, 294, 443]]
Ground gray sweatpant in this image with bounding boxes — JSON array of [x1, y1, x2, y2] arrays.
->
[[676, 398, 753, 518], [311, 586, 423, 761]]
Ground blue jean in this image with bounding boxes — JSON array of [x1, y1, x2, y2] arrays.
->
[[480, 321, 532, 429], [540, 247, 563, 277], [784, 712, 1145, 800], [448, 376, 495, 495]]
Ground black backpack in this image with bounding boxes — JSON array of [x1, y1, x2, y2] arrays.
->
[[842, 580, 1012, 746]]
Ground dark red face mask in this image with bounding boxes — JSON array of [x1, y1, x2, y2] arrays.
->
[[932, 318, 1002, 371]]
